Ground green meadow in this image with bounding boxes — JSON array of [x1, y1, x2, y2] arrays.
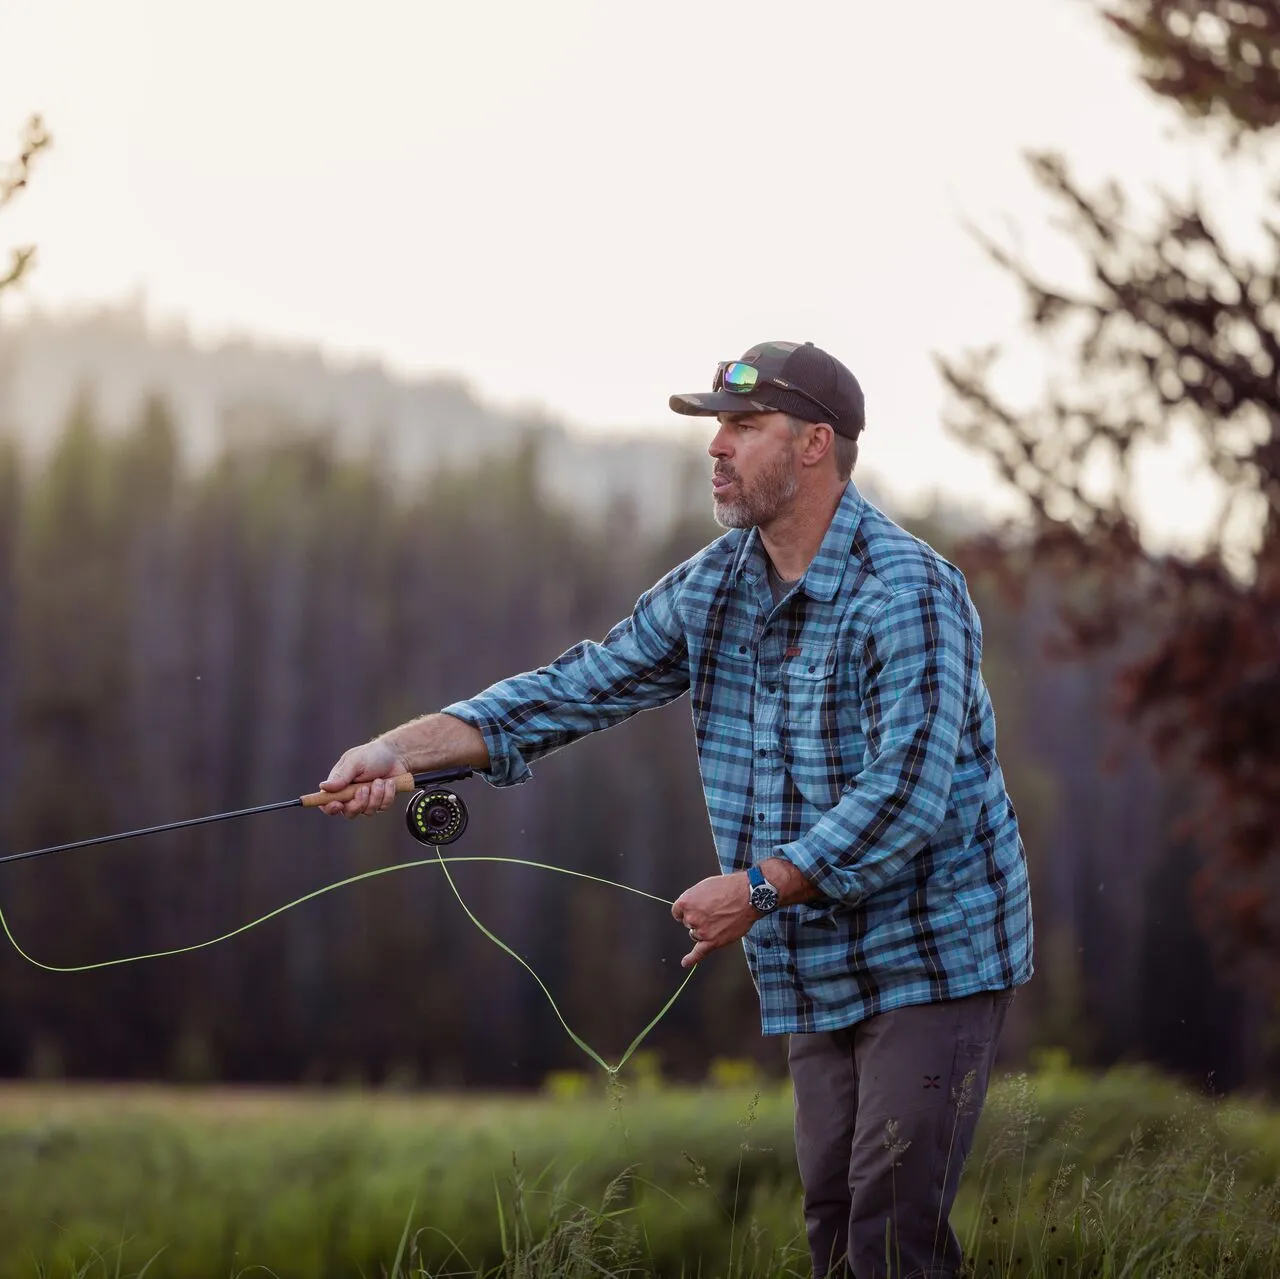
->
[[0, 1055, 1277, 1278]]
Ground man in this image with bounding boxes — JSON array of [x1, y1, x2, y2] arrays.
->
[[319, 340, 1034, 1279]]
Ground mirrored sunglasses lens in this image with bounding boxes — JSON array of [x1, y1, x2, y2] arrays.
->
[[722, 362, 759, 393]]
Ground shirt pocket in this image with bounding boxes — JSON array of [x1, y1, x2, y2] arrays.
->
[[795, 900, 842, 931], [781, 643, 843, 807]]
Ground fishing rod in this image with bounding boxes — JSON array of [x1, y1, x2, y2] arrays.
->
[[0, 762, 698, 1073], [0, 767, 475, 868]]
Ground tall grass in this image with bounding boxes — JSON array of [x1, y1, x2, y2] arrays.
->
[[0, 1058, 1275, 1278]]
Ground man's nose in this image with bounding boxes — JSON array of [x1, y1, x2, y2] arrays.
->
[[708, 428, 731, 459]]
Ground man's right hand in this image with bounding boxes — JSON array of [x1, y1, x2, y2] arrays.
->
[[318, 737, 406, 818]]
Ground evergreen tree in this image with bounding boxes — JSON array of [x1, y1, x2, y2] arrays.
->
[[938, 2, 1280, 1013], [1104, 0, 1280, 133]]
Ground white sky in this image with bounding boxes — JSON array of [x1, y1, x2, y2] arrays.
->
[[0, 0, 1236, 537]]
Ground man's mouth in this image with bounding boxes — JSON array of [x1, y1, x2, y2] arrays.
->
[[712, 470, 736, 493]]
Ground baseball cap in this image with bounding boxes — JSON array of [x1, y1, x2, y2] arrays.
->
[[669, 341, 866, 439]]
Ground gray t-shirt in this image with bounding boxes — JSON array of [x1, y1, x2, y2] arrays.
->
[[766, 557, 799, 606]]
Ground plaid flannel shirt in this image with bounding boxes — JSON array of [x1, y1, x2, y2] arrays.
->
[[442, 482, 1034, 1035]]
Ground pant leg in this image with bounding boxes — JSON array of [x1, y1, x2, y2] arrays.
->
[[847, 990, 1013, 1279], [788, 1025, 859, 1278]]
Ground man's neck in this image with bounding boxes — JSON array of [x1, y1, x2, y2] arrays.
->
[[758, 481, 849, 580]]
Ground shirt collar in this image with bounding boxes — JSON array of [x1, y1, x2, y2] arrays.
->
[[731, 482, 866, 603]]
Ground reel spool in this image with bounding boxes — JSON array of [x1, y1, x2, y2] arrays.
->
[[405, 788, 469, 846]]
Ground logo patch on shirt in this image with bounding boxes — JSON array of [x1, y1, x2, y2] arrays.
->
[[784, 646, 802, 658]]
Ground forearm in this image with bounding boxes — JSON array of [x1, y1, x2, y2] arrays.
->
[[377, 713, 491, 773], [777, 786, 947, 905], [761, 857, 823, 906]]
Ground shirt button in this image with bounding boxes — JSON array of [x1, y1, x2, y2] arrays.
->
[[757, 748, 767, 758], [738, 645, 747, 653], [759, 938, 774, 950], [757, 812, 765, 822], [766, 684, 777, 694]]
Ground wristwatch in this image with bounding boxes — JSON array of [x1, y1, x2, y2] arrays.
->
[[747, 865, 780, 915]]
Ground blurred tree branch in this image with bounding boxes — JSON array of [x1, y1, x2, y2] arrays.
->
[[1103, 0, 1280, 135], [0, 114, 51, 296], [938, 4, 1280, 992]]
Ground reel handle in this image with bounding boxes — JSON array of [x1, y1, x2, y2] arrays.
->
[[299, 772, 418, 808]]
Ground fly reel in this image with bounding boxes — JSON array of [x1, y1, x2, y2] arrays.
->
[[405, 788, 469, 846]]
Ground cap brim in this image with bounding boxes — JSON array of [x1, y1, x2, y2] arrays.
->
[[669, 391, 776, 417]]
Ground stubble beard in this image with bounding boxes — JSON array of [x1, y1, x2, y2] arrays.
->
[[712, 451, 799, 530]]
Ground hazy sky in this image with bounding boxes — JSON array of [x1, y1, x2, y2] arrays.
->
[[0, 0, 1228, 537]]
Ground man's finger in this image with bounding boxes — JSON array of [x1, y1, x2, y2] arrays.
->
[[340, 785, 369, 818], [681, 940, 715, 969]]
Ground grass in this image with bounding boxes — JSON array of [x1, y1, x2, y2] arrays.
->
[[0, 1057, 1275, 1278]]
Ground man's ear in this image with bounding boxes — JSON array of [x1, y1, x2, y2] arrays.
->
[[800, 423, 835, 468]]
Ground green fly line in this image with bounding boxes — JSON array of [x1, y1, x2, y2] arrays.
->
[[0, 853, 696, 1077]]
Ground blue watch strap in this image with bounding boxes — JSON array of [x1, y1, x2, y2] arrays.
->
[[747, 865, 766, 889]]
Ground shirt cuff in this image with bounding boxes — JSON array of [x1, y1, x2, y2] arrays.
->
[[773, 839, 864, 906], [439, 701, 533, 788]]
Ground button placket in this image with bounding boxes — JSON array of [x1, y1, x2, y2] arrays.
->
[[751, 642, 784, 859]]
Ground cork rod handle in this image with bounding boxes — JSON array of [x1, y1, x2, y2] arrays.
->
[[299, 772, 419, 808]]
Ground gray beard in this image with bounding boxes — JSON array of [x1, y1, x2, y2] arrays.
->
[[712, 452, 799, 529]]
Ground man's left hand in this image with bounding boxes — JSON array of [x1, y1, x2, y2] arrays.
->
[[671, 872, 758, 969]]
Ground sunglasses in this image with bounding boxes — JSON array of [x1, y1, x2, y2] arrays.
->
[[714, 361, 838, 424]]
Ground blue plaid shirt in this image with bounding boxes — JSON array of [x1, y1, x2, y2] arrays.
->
[[443, 483, 1034, 1035]]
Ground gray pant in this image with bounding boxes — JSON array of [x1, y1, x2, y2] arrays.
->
[[788, 989, 1013, 1279]]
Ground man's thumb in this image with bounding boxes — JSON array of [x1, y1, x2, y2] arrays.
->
[[321, 758, 356, 791]]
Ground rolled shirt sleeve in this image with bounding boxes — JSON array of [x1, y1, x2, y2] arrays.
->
[[775, 585, 975, 903], [441, 569, 691, 786]]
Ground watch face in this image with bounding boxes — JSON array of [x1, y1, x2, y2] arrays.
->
[[750, 882, 780, 913]]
